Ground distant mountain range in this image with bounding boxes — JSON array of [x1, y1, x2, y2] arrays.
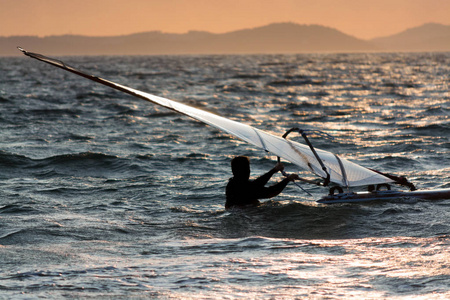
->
[[371, 23, 450, 52], [1, 22, 449, 56]]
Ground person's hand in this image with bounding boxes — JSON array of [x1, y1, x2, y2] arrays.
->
[[287, 173, 300, 181], [273, 162, 284, 172]]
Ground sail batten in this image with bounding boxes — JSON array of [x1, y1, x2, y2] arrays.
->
[[19, 47, 393, 188]]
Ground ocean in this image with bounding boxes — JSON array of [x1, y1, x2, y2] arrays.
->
[[0, 52, 449, 299]]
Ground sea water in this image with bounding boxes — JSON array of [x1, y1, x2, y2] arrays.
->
[[0, 53, 449, 298]]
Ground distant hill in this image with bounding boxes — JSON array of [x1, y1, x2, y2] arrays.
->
[[1, 23, 374, 56], [185, 23, 376, 54], [1, 22, 449, 56], [370, 23, 450, 52]]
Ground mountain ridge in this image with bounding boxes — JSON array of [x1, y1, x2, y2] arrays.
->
[[370, 22, 450, 51], [1, 22, 449, 56]]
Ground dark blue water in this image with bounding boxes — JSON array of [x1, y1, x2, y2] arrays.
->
[[1, 53, 449, 298]]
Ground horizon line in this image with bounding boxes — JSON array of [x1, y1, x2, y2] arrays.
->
[[2, 21, 449, 41]]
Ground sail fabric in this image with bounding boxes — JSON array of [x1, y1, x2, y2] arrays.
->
[[130, 88, 392, 187], [19, 47, 393, 187]]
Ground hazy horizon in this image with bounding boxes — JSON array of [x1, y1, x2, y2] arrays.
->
[[1, 0, 449, 40], [2, 21, 448, 41]]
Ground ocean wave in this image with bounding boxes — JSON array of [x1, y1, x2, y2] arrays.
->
[[27, 108, 81, 118], [410, 124, 450, 135], [0, 151, 148, 179], [0, 203, 41, 215], [0, 151, 32, 168], [75, 90, 116, 100], [266, 78, 323, 87], [232, 73, 264, 79]]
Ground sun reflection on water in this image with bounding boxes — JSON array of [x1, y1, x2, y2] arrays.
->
[[144, 236, 449, 298]]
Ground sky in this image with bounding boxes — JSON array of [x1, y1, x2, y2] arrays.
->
[[1, 0, 449, 40]]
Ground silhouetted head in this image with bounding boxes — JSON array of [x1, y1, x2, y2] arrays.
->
[[231, 156, 250, 180]]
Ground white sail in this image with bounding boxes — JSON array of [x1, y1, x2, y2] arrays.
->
[[131, 89, 392, 187], [19, 47, 393, 187]]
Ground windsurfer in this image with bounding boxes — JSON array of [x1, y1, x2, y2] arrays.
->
[[225, 156, 299, 209]]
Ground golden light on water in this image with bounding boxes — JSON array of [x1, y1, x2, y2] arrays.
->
[[141, 236, 449, 298], [253, 237, 447, 297]]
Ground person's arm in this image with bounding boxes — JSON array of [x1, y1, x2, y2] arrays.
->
[[258, 174, 299, 199], [253, 163, 284, 186]]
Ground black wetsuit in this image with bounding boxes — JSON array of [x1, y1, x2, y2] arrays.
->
[[225, 169, 291, 209]]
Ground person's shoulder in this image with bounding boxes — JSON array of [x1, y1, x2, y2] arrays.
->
[[227, 177, 250, 189], [226, 177, 235, 188]]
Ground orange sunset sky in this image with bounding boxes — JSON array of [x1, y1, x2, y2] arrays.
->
[[1, 0, 449, 40]]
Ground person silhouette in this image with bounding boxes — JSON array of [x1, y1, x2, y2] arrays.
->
[[225, 156, 299, 209]]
